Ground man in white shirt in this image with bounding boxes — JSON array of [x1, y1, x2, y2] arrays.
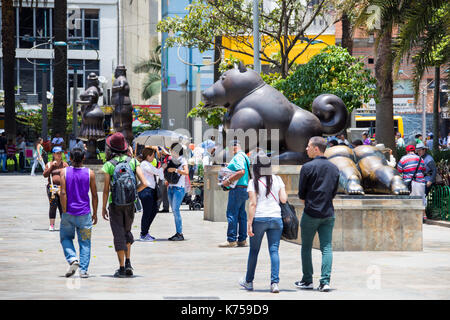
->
[[52, 132, 64, 150]]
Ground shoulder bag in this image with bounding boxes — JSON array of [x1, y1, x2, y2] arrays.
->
[[258, 176, 299, 240]]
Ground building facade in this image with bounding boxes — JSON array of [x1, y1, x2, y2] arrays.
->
[[0, 0, 156, 108]]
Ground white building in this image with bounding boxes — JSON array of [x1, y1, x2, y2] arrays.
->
[[0, 0, 158, 106]]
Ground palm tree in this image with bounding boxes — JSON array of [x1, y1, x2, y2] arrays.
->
[[393, 0, 449, 153], [1, 0, 16, 141], [133, 45, 161, 101], [356, 0, 410, 153], [52, 0, 67, 140]]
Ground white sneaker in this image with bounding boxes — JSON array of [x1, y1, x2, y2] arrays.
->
[[48, 225, 54, 231], [271, 283, 280, 293], [80, 270, 89, 278], [65, 260, 79, 277], [318, 283, 331, 292], [239, 277, 253, 291]]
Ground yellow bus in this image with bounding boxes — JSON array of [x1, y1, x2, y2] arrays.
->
[[355, 115, 404, 138]]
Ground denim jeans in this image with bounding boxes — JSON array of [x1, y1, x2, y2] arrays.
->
[[226, 187, 248, 242], [60, 212, 93, 272], [0, 152, 6, 171], [31, 157, 45, 175], [168, 186, 185, 234], [246, 217, 283, 284], [138, 187, 158, 237], [300, 213, 335, 285]]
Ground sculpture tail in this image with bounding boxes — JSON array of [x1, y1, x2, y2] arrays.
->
[[311, 94, 348, 135]]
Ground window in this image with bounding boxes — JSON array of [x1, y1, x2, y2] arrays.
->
[[18, 8, 34, 48], [68, 59, 100, 91], [35, 59, 52, 103], [68, 9, 99, 50], [35, 8, 52, 48], [368, 58, 374, 64]]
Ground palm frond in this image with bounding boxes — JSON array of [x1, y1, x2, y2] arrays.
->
[[141, 73, 161, 100]]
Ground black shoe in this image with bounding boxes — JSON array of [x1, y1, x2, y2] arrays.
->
[[168, 233, 184, 241], [159, 209, 169, 213], [125, 263, 134, 277], [114, 268, 127, 278], [294, 280, 313, 289], [318, 283, 331, 292]]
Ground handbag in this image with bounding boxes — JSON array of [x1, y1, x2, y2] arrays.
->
[[405, 156, 422, 192], [258, 177, 299, 240]]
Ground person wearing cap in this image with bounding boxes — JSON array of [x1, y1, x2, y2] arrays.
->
[[397, 144, 427, 220], [219, 140, 251, 248], [416, 142, 436, 197], [43, 146, 69, 231], [102, 132, 148, 278]]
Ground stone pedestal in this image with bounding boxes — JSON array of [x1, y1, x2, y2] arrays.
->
[[86, 164, 105, 192], [204, 165, 424, 251]]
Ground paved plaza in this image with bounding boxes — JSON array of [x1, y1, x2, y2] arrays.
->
[[0, 174, 449, 300]]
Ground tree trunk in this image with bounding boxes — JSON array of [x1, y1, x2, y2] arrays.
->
[[213, 36, 222, 82], [374, 27, 395, 152], [2, 0, 16, 141], [432, 66, 440, 153], [341, 13, 353, 55], [52, 0, 68, 142]]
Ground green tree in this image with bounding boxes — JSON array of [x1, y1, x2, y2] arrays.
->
[[273, 45, 377, 113], [134, 44, 162, 100], [355, 0, 410, 152], [393, 0, 449, 153], [157, 0, 339, 78]]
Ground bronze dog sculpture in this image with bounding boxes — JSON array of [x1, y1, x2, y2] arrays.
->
[[201, 62, 348, 164], [325, 145, 410, 195]]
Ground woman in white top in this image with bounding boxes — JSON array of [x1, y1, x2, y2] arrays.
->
[[138, 147, 166, 242], [239, 155, 287, 294], [165, 143, 189, 241]]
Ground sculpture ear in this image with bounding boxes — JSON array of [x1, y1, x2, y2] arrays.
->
[[238, 61, 247, 73]]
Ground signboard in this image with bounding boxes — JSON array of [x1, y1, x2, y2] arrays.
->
[[358, 97, 417, 113]]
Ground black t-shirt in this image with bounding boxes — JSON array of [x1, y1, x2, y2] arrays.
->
[[298, 156, 340, 219]]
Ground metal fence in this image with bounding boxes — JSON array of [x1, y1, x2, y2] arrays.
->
[[426, 185, 450, 221]]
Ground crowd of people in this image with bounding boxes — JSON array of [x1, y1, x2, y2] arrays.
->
[[3, 127, 445, 291]]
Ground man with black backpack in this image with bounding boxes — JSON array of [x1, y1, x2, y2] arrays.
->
[[102, 132, 148, 278]]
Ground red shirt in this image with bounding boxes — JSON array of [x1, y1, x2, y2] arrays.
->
[[7, 144, 17, 156]]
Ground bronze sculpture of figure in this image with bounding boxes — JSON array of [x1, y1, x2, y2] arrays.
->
[[112, 65, 133, 145], [325, 145, 410, 195], [77, 81, 105, 162], [201, 62, 348, 164]]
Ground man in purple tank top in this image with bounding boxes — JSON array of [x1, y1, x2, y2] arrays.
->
[[59, 148, 98, 278]]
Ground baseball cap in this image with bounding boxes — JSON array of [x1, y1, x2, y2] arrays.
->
[[415, 142, 427, 150], [406, 145, 415, 152], [52, 146, 63, 153]]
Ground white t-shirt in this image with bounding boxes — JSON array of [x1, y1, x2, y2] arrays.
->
[[52, 137, 64, 145], [247, 175, 285, 218], [169, 156, 188, 189], [141, 160, 164, 189]]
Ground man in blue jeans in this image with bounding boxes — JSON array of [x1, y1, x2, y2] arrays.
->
[[219, 140, 250, 248], [295, 136, 339, 292]]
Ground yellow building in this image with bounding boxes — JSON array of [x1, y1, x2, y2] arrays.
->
[[222, 34, 335, 66]]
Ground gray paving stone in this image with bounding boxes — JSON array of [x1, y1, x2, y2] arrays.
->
[[0, 174, 449, 299]]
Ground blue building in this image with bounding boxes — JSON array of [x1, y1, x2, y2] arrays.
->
[[161, 0, 215, 141]]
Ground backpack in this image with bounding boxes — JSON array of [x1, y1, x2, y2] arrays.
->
[[164, 157, 182, 184], [109, 157, 137, 206]]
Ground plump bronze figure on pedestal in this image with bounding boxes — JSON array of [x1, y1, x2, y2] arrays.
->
[[112, 65, 133, 146], [77, 72, 105, 163], [202, 62, 348, 164], [325, 145, 410, 195]]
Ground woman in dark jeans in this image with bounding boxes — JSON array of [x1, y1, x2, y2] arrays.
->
[[139, 147, 166, 241], [43, 146, 69, 231]]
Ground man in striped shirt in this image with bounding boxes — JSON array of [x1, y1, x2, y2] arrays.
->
[[397, 144, 427, 221]]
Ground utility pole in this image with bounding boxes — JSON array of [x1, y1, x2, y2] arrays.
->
[[253, 0, 260, 73]]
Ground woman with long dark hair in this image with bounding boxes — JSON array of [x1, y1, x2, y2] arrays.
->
[[139, 147, 166, 241], [239, 155, 287, 293]]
